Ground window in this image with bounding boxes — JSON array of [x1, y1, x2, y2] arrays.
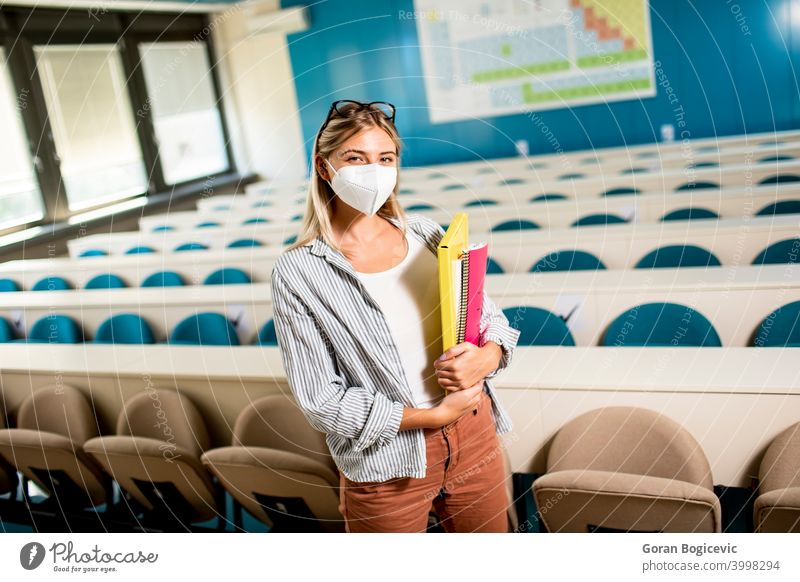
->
[[34, 44, 148, 211], [0, 48, 44, 230], [139, 41, 229, 185]]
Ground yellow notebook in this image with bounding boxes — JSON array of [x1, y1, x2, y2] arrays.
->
[[437, 212, 469, 354]]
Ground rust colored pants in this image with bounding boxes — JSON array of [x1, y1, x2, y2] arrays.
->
[[338, 389, 510, 533]]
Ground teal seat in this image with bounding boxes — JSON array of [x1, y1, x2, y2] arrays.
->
[[283, 235, 298, 245], [528, 162, 547, 169], [228, 239, 263, 248], [758, 174, 800, 185], [242, 217, 268, 225], [602, 303, 722, 347], [79, 249, 108, 257], [27, 314, 83, 343], [571, 214, 627, 227], [251, 200, 271, 208], [558, 173, 585, 180], [620, 167, 649, 174], [399, 188, 415, 195], [501, 178, 526, 186], [95, 314, 156, 344], [502, 306, 575, 346], [125, 246, 156, 254], [486, 257, 503, 274], [31, 276, 72, 291], [203, 268, 251, 286], [693, 161, 719, 168], [660, 208, 719, 221], [675, 181, 719, 191], [442, 184, 465, 191], [491, 219, 539, 232], [0, 279, 20, 292], [0, 318, 18, 342], [196, 221, 221, 228], [752, 239, 800, 265], [213, 205, 231, 211], [406, 203, 434, 210], [464, 199, 498, 207], [751, 301, 800, 347], [531, 250, 606, 272], [530, 193, 567, 202], [756, 200, 800, 216], [635, 245, 721, 269], [257, 320, 277, 345], [603, 187, 640, 196], [169, 313, 240, 346], [175, 242, 208, 252], [85, 274, 127, 289], [291, 214, 302, 221], [758, 155, 794, 163], [428, 172, 447, 179], [439, 224, 449, 232], [152, 225, 175, 232], [141, 271, 186, 287]]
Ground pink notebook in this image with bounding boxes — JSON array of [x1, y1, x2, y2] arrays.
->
[[456, 242, 488, 346]]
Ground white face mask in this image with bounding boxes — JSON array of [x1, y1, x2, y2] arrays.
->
[[325, 159, 397, 216]]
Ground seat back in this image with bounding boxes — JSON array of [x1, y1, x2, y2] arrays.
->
[[28, 314, 84, 344], [531, 250, 605, 273], [0, 278, 20, 292], [32, 276, 72, 291], [635, 244, 721, 268], [0, 318, 18, 342], [752, 301, 800, 347], [257, 320, 277, 345], [203, 268, 251, 286], [85, 273, 127, 289], [754, 422, 800, 533], [169, 312, 240, 346], [232, 394, 335, 474], [502, 306, 575, 346], [752, 239, 800, 265], [602, 302, 722, 347], [95, 314, 156, 344], [141, 271, 186, 287]]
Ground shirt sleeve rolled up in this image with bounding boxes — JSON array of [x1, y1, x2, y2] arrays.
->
[[270, 266, 404, 452]]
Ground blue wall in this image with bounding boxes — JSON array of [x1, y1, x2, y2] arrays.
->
[[282, 0, 800, 169]]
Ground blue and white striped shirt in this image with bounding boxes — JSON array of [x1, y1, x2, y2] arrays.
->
[[270, 212, 521, 482]]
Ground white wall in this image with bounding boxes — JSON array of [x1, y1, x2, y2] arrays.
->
[[210, 1, 308, 183]]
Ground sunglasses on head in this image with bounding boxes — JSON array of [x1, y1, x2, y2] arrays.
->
[[319, 100, 396, 134]]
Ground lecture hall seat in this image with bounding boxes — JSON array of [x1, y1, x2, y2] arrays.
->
[[83, 389, 222, 529], [660, 208, 719, 221], [634, 245, 721, 269], [502, 306, 575, 346], [175, 242, 209, 252], [141, 271, 187, 287], [78, 249, 108, 257], [752, 239, 800, 265], [25, 314, 84, 344], [203, 268, 252, 286], [31, 275, 72, 291], [754, 422, 800, 532], [0, 385, 110, 509], [602, 302, 722, 347], [570, 214, 628, 227], [0, 318, 18, 342], [84, 273, 127, 289], [169, 312, 240, 346], [256, 320, 277, 346], [228, 238, 263, 248], [532, 406, 721, 533], [125, 246, 156, 254], [200, 394, 344, 532], [0, 405, 18, 498], [751, 301, 800, 347], [530, 250, 606, 273], [94, 314, 156, 344], [0, 278, 20, 292]]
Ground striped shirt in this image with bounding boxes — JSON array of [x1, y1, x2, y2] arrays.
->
[[270, 212, 521, 483]]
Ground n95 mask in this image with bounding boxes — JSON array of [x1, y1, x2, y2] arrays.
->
[[326, 160, 397, 216]]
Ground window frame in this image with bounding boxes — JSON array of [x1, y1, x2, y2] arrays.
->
[[0, 7, 237, 238]]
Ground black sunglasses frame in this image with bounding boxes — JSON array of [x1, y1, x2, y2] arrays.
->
[[319, 100, 396, 134]]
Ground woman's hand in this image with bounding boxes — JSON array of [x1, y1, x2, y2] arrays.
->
[[432, 382, 484, 426], [433, 341, 502, 391]]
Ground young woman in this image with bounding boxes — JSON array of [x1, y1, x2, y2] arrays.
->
[[270, 100, 521, 533]]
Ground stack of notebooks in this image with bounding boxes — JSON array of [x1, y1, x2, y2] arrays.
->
[[437, 212, 488, 353]]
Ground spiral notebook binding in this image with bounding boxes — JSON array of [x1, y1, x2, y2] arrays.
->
[[456, 249, 470, 344]]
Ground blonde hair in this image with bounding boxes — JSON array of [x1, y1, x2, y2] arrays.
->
[[285, 102, 407, 254]]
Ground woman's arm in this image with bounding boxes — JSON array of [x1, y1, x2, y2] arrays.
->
[[271, 266, 405, 452]]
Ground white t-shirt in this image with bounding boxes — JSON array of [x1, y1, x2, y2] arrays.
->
[[353, 229, 445, 408]]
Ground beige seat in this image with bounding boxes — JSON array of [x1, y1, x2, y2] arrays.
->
[[532, 406, 721, 533], [0, 385, 108, 508], [201, 393, 345, 532], [754, 421, 800, 532], [0, 404, 18, 497], [84, 388, 219, 527]]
